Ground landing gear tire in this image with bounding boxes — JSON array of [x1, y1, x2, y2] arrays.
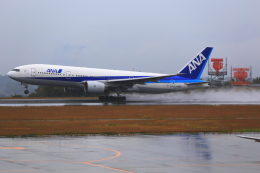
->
[[24, 90, 29, 94], [99, 96, 126, 101]]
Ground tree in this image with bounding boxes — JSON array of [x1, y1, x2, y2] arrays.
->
[[253, 77, 260, 84], [28, 86, 97, 97]]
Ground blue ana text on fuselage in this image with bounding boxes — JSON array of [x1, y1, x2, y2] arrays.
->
[[46, 69, 63, 73]]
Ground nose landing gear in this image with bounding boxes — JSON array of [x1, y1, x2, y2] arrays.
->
[[21, 83, 29, 95]]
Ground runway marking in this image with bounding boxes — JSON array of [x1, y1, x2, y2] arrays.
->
[[76, 146, 121, 162], [56, 144, 133, 173], [83, 162, 133, 173], [43, 144, 122, 162], [1, 143, 132, 173], [0, 159, 81, 164], [172, 163, 260, 167], [0, 169, 41, 172], [0, 159, 133, 173], [0, 147, 24, 150]]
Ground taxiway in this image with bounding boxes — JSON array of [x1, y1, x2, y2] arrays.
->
[[1, 134, 260, 173]]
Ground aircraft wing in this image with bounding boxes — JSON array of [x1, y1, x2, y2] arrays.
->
[[237, 135, 260, 142], [103, 74, 182, 87]]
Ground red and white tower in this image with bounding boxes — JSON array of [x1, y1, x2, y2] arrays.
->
[[208, 58, 227, 81], [231, 67, 252, 86]]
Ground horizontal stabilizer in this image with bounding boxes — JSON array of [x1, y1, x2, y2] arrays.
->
[[185, 82, 209, 85]]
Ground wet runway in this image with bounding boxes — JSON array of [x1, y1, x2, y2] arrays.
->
[[1, 98, 260, 106], [1, 134, 260, 173], [2, 89, 260, 106]]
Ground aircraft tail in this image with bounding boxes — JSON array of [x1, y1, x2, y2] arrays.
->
[[178, 47, 213, 79]]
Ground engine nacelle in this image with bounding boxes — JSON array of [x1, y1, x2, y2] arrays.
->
[[64, 87, 84, 93], [84, 81, 106, 93]]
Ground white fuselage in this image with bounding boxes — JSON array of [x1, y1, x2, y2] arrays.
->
[[7, 64, 208, 94]]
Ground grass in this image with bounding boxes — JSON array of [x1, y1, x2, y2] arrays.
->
[[235, 129, 260, 132], [0, 105, 260, 137]]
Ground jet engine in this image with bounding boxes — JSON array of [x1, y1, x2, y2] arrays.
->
[[83, 81, 106, 93]]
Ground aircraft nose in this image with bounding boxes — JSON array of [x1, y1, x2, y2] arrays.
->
[[7, 71, 12, 78]]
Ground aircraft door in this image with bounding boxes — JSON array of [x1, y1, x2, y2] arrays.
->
[[31, 68, 36, 77], [66, 71, 71, 79], [170, 80, 175, 88]]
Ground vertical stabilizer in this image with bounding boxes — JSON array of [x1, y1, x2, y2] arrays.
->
[[178, 47, 213, 79]]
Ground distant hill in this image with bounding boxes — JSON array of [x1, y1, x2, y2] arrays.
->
[[0, 75, 37, 97]]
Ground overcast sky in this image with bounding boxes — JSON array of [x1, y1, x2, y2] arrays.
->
[[0, 0, 259, 77]]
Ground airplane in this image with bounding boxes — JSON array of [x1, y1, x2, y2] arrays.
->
[[237, 135, 260, 142], [7, 47, 213, 101]]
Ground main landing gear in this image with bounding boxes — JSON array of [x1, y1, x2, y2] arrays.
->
[[99, 96, 126, 101], [99, 88, 126, 101]]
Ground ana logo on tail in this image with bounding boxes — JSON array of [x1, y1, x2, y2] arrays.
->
[[188, 53, 206, 74]]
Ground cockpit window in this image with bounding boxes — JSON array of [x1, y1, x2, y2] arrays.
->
[[12, 69, 20, 72]]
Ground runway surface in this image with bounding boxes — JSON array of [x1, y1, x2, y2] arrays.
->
[[1, 98, 260, 106], [1, 134, 260, 173], [2, 88, 260, 106]]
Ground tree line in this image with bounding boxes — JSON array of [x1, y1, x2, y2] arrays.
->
[[28, 86, 98, 97], [253, 77, 260, 84]]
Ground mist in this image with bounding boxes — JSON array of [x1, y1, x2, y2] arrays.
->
[[125, 88, 260, 102]]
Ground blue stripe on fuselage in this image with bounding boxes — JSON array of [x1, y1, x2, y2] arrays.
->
[[27, 75, 205, 84]]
